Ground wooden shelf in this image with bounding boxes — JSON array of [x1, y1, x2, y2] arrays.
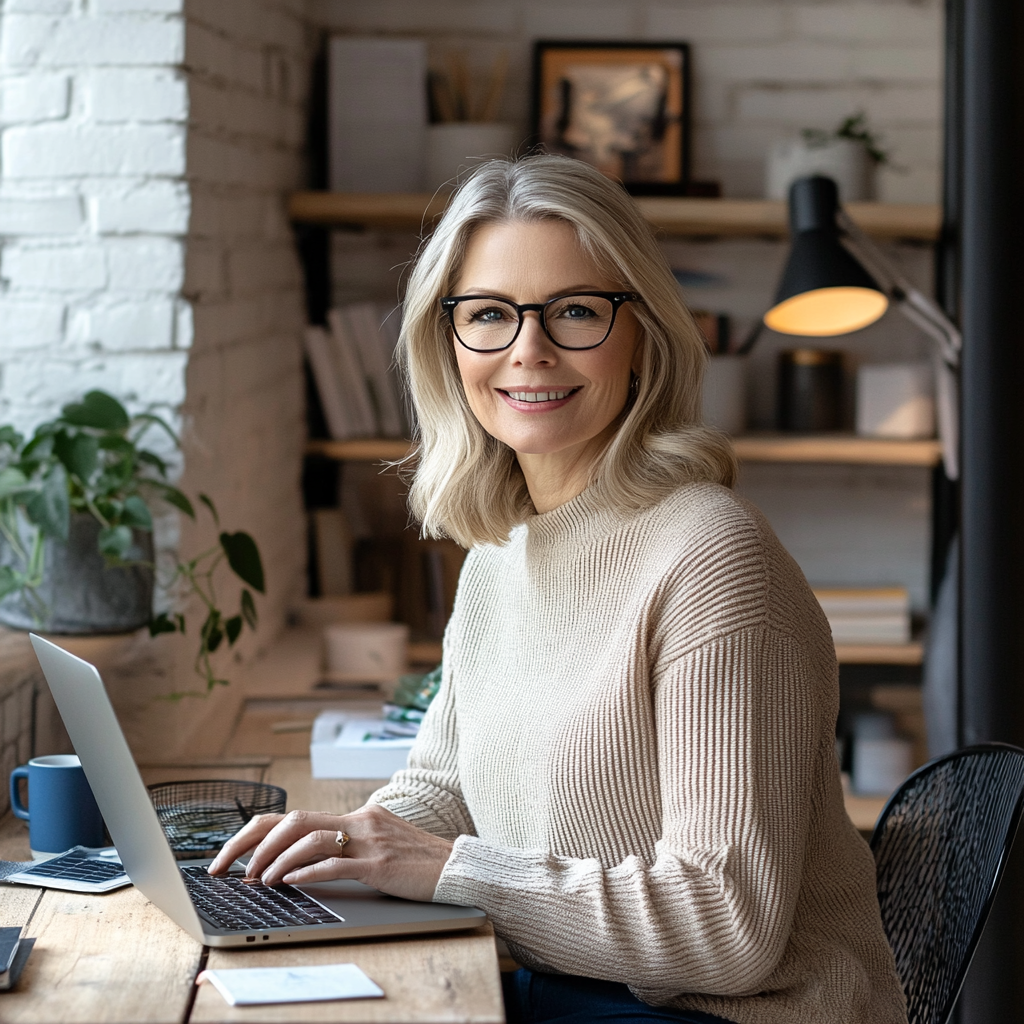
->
[[733, 434, 942, 467], [288, 191, 941, 241], [307, 435, 942, 468], [835, 641, 923, 665], [306, 437, 412, 461], [844, 792, 888, 832]]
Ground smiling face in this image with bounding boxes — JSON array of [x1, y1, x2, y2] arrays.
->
[[451, 219, 643, 509]]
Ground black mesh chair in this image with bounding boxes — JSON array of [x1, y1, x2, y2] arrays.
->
[[870, 742, 1024, 1024]]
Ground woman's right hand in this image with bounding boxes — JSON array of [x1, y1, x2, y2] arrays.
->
[[206, 805, 454, 902]]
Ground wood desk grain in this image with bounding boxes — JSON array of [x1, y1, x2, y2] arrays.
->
[[194, 925, 503, 1023], [0, 757, 504, 1024], [0, 813, 201, 1023]]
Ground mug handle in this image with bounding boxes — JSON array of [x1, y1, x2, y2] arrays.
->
[[9, 766, 29, 821]]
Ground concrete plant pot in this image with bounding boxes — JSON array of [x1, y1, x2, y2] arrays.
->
[[0, 514, 154, 634]]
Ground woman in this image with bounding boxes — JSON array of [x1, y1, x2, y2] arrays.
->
[[211, 157, 906, 1024]]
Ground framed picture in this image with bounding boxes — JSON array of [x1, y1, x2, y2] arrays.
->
[[531, 41, 691, 195]]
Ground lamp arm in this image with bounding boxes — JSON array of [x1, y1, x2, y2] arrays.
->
[[836, 210, 962, 367], [836, 209, 961, 480], [894, 294, 961, 367]]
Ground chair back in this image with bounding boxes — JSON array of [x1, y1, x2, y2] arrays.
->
[[871, 742, 1024, 1024]]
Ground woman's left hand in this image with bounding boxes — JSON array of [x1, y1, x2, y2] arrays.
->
[[207, 804, 454, 903]]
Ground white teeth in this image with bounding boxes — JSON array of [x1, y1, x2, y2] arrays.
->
[[507, 390, 572, 403]]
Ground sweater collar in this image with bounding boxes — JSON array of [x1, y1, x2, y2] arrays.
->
[[523, 485, 633, 548]]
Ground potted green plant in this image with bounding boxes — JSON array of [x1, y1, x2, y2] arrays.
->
[[0, 390, 264, 693], [766, 111, 892, 202]]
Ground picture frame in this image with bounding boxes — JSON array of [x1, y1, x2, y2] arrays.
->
[[531, 41, 691, 196]]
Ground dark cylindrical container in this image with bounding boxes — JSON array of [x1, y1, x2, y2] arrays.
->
[[777, 349, 844, 431]]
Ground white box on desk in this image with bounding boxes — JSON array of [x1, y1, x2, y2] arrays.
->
[[310, 712, 414, 779]]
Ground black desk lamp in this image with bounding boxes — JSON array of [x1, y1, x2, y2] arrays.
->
[[764, 176, 888, 336], [760, 175, 962, 479]]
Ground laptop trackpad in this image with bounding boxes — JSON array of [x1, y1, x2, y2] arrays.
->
[[297, 879, 483, 927]]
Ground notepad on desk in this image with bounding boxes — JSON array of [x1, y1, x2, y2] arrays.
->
[[310, 711, 415, 779], [196, 963, 384, 1006]]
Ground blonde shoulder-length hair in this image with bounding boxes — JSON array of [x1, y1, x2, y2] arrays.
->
[[400, 155, 736, 548]]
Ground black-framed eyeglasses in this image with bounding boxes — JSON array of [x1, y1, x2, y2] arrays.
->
[[440, 291, 641, 352]]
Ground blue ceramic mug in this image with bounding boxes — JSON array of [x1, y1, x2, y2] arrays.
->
[[9, 754, 105, 857]]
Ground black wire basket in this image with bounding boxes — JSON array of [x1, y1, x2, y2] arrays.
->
[[147, 780, 287, 860]]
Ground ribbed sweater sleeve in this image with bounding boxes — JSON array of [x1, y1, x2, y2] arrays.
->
[[369, 663, 476, 841], [432, 626, 816, 997]]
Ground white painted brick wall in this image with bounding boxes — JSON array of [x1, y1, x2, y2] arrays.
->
[[0, 74, 70, 123], [88, 69, 189, 123], [0, 0, 314, 756]]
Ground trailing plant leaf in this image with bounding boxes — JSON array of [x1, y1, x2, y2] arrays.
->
[[136, 449, 169, 476], [121, 495, 152, 529], [241, 588, 257, 630], [220, 531, 264, 593], [61, 390, 130, 431], [201, 609, 224, 653], [55, 430, 100, 483], [0, 426, 23, 451], [25, 463, 70, 541], [225, 615, 243, 645], [152, 483, 194, 518], [95, 497, 120, 522], [149, 612, 178, 636], [0, 468, 33, 501], [98, 524, 133, 561], [21, 428, 55, 465], [199, 493, 219, 526], [130, 411, 179, 448], [0, 565, 24, 600]]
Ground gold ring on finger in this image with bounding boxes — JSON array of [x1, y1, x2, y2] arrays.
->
[[336, 830, 350, 853]]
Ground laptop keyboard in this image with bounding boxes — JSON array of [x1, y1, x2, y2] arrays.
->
[[180, 866, 340, 931]]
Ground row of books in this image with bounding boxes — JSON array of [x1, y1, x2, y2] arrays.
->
[[813, 587, 911, 645], [305, 303, 410, 440]]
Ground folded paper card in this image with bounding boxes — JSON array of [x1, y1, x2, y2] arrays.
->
[[196, 963, 384, 1006]]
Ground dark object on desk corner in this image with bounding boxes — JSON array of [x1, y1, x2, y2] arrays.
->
[[148, 780, 287, 860], [870, 743, 1024, 1024], [777, 349, 844, 432], [0, 928, 35, 991]]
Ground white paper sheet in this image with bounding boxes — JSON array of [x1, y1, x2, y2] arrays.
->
[[197, 963, 384, 1006]]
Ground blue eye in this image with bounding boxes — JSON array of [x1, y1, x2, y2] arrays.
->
[[473, 307, 508, 323], [563, 305, 595, 319]]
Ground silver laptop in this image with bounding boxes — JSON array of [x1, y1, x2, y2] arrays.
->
[[30, 634, 486, 947]]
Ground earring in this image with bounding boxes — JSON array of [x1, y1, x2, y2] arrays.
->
[[629, 375, 640, 397]]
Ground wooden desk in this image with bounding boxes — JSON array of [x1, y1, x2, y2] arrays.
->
[[0, 761, 504, 1023]]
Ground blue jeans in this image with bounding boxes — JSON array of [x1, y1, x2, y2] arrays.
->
[[502, 969, 737, 1024]]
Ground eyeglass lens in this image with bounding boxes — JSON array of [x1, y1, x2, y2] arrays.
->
[[450, 295, 617, 351]]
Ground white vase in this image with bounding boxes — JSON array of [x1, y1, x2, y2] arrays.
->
[[765, 137, 873, 202], [702, 355, 747, 435], [425, 123, 517, 191]]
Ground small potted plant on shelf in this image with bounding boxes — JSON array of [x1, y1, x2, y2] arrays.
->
[[0, 390, 264, 694], [766, 111, 892, 202]]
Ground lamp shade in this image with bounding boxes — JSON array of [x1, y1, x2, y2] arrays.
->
[[764, 176, 888, 337]]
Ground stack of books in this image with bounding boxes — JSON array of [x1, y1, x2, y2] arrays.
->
[[304, 302, 410, 440], [812, 586, 911, 645]]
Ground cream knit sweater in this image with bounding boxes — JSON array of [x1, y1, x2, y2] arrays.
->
[[370, 482, 907, 1024]]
